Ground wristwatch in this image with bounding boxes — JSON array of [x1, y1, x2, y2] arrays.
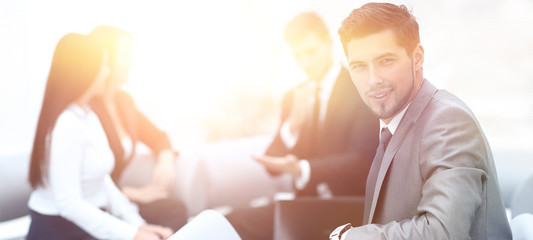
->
[[329, 223, 352, 240]]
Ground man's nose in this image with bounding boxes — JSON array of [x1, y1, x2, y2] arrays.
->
[[297, 55, 310, 68], [368, 65, 383, 85]]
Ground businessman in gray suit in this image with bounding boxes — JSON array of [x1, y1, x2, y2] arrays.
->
[[330, 3, 512, 239]]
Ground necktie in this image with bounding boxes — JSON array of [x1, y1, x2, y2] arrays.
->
[[311, 83, 321, 134], [309, 83, 322, 151], [363, 127, 393, 223]]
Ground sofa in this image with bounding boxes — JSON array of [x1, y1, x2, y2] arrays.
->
[[0, 152, 31, 240]]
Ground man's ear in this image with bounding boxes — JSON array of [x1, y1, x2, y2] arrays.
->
[[412, 43, 424, 71]]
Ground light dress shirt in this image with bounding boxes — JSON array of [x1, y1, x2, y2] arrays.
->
[[28, 104, 145, 240], [280, 62, 341, 190], [379, 103, 411, 136]]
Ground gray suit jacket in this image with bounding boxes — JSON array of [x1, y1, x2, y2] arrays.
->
[[346, 80, 512, 239]]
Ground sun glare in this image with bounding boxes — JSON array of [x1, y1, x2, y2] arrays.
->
[[2, 0, 533, 153]]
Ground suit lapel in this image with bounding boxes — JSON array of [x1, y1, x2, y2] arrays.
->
[[367, 114, 413, 223], [367, 80, 438, 223]]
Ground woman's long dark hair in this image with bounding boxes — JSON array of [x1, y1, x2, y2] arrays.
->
[[28, 33, 105, 189]]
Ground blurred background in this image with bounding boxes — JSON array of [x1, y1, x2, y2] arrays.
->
[[1, 0, 533, 158], [1, 0, 533, 237]]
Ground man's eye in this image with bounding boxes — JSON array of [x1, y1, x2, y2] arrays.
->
[[305, 49, 317, 55], [352, 64, 365, 71], [380, 58, 393, 64]]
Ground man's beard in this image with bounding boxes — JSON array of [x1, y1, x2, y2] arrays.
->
[[371, 62, 415, 121]]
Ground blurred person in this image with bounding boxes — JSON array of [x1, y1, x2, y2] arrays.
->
[[329, 3, 512, 239], [89, 25, 187, 230], [227, 12, 379, 240], [27, 33, 172, 240]]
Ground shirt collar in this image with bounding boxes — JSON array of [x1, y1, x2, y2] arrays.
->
[[379, 103, 411, 136], [318, 62, 341, 91]]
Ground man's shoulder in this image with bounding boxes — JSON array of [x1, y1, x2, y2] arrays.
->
[[409, 81, 476, 124], [430, 89, 475, 117], [411, 88, 481, 134]]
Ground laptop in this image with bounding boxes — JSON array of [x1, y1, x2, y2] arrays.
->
[[168, 209, 241, 240], [273, 196, 364, 240]]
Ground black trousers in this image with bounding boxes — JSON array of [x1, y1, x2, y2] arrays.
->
[[226, 204, 274, 240], [26, 210, 95, 240]]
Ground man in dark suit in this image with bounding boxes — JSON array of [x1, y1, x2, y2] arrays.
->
[[227, 12, 378, 240], [330, 3, 512, 239]]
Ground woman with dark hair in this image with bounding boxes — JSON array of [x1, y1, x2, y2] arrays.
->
[[27, 33, 172, 240], [89, 25, 187, 230]]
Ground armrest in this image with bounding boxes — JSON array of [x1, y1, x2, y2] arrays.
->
[[0, 152, 32, 222], [0, 215, 30, 240]]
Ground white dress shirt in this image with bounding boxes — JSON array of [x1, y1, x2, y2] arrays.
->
[[379, 103, 411, 136], [28, 104, 145, 240], [280, 62, 341, 190]]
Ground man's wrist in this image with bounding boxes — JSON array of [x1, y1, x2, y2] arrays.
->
[[330, 223, 352, 240], [294, 160, 311, 190], [291, 156, 302, 177]]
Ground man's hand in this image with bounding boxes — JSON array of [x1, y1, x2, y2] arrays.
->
[[253, 154, 301, 177]]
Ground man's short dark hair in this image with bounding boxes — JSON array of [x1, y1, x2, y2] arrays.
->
[[338, 3, 420, 55], [284, 12, 330, 44]]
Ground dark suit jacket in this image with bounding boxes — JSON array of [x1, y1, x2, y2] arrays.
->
[[90, 90, 174, 182], [266, 67, 379, 197], [346, 80, 512, 239]]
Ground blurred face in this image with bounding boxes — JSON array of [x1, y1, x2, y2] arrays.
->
[[94, 54, 110, 93], [346, 29, 424, 123], [109, 36, 134, 86], [288, 32, 332, 81]]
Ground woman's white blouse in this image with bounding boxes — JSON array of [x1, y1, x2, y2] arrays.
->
[[28, 104, 145, 240]]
